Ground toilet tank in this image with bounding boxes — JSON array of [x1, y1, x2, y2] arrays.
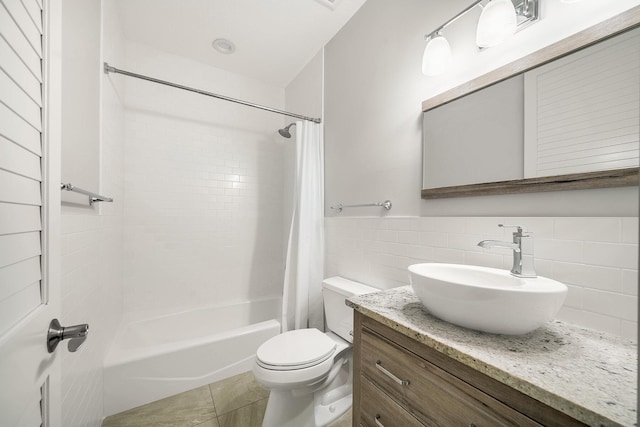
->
[[322, 277, 378, 343]]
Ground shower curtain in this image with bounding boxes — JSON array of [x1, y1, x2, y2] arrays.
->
[[282, 121, 325, 332]]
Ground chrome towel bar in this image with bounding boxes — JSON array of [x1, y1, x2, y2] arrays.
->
[[61, 183, 113, 206], [330, 200, 392, 213]]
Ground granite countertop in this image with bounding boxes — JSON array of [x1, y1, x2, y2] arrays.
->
[[347, 286, 638, 427]]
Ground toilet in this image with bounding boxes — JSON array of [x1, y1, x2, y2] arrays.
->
[[253, 277, 378, 427]]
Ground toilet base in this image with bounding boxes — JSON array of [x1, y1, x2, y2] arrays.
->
[[262, 389, 315, 427], [260, 357, 352, 427], [261, 386, 352, 427], [314, 383, 352, 427]]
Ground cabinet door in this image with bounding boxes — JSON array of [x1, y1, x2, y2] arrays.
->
[[361, 328, 542, 427], [359, 376, 426, 427]]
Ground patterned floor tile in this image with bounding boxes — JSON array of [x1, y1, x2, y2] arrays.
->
[[209, 371, 269, 416], [216, 397, 267, 427], [102, 385, 216, 427]]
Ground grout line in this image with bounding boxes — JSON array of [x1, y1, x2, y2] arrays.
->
[[207, 383, 218, 419]]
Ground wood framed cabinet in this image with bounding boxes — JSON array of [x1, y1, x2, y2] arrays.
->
[[352, 312, 587, 427]]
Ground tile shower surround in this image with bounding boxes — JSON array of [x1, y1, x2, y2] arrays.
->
[[122, 110, 285, 317], [120, 41, 286, 319], [326, 216, 638, 340]]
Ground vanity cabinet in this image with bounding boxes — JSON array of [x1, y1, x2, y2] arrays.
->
[[352, 312, 587, 427]]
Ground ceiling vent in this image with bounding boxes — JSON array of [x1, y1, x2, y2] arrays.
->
[[313, 0, 342, 10]]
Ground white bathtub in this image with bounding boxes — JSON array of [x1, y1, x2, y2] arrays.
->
[[103, 298, 281, 416]]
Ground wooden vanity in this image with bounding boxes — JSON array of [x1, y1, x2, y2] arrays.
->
[[348, 287, 637, 427], [354, 312, 585, 426]]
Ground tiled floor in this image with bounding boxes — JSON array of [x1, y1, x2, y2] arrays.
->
[[102, 371, 352, 427]]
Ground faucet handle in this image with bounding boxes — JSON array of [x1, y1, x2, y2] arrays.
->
[[498, 224, 528, 236]]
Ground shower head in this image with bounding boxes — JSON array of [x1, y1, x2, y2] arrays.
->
[[278, 122, 296, 138]]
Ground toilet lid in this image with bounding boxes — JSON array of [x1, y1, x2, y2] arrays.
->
[[256, 329, 337, 370]]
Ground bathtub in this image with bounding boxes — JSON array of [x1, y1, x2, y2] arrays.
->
[[103, 298, 281, 416]]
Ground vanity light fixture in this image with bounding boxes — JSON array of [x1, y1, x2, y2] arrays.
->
[[476, 0, 517, 47], [421, 0, 539, 76], [422, 31, 452, 76]]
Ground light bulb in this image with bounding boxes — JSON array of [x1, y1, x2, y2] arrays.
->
[[422, 35, 452, 76], [476, 0, 517, 48]]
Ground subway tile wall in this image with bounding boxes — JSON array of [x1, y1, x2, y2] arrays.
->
[[326, 217, 638, 340], [121, 42, 287, 319], [59, 2, 125, 425], [60, 214, 123, 426], [122, 112, 285, 317]]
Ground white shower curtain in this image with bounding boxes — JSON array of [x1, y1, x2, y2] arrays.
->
[[282, 121, 325, 332]]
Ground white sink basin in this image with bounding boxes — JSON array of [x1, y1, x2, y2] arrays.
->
[[408, 263, 568, 335]]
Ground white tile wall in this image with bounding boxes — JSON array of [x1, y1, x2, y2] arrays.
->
[[60, 2, 125, 425], [326, 216, 638, 340], [121, 43, 287, 319], [60, 139, 124, 427], [60, 214, 123, 426]]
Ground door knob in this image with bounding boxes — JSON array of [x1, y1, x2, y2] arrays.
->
[[47, 318, 89, 353]]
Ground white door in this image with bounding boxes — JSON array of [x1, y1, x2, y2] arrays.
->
[[0, 0, 62, 425]]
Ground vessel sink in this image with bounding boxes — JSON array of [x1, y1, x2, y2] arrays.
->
[[408, 263, 568, 335]]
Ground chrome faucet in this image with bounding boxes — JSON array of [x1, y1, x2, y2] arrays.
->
[[477, 224, 537, 278]]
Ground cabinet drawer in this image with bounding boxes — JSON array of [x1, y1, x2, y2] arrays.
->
[[361, 328, 542, 427], [359, 375, 425, 427]]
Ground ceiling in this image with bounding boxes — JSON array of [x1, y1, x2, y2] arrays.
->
[[114, 0, 368, 88]]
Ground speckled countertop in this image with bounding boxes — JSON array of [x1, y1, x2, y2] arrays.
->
[[347, 286, 637, 427]]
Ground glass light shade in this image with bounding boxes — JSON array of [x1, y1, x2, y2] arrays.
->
[[422, 35, 452, 76], [476, 0, 517, 48]]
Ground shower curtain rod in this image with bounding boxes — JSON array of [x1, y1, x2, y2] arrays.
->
[[103, 63, 322, 124]]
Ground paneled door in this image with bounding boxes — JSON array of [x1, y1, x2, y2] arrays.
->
[[0, 0, 61, 425]]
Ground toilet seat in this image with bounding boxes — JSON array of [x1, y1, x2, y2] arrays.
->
[[253, 331, 351, 390], [256, 329, 337, 371]]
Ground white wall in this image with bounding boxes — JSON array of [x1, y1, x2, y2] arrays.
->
[[121, 42, 286, 319], [285, 50, 323, 119], [59, 0, 125, 425], [321, 0, 639, 339], [324, 0, 640, 217]]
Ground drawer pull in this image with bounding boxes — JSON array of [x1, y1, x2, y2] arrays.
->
[[375, 360, 410, 386], [375, 415, 385, 427]]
